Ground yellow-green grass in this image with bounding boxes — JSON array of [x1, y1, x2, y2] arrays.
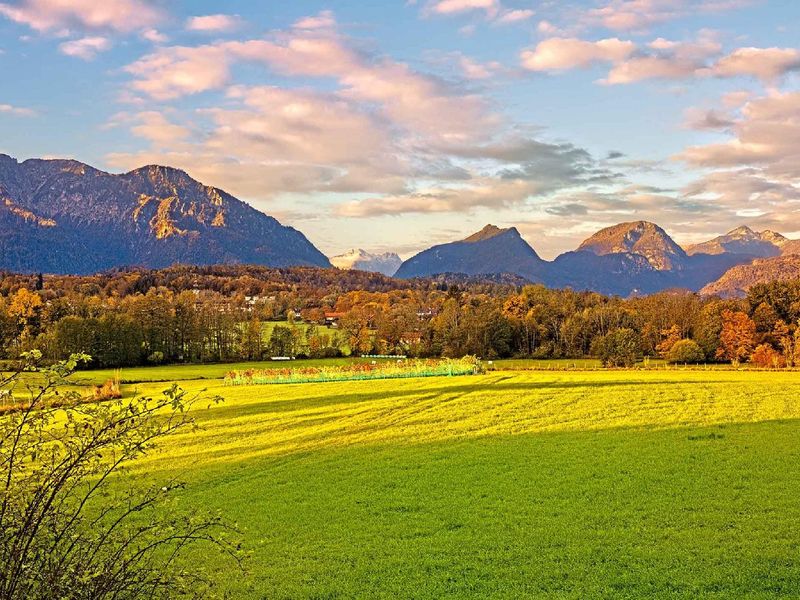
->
[[113, 369, 800, 599]]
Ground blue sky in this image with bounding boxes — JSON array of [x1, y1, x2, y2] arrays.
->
[[1, 0, 799, 258]]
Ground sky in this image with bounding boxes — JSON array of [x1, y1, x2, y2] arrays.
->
[[1, 0, 799, 259]]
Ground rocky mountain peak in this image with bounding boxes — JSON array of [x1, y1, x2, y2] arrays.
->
[[463, 224, 517, 243], [761, 230, 789, 246], [577, 221, 687, 271], [687, 225, 788, 258], [727, 225, 755, 237], [330, 248, 402, 276]]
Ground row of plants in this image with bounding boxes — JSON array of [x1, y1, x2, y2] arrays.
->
[[224, 356, 483, 385]]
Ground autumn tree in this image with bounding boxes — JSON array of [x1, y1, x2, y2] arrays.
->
[[716, 309, 757, 365], [239, 318, 264, 360], [750, 343, 786, 368], [772, 320, 800, 367], [752, 302, 780, 336], [7, 288, 43, 348], [655, 325, 682, 359], [339, 306, 374, 355]]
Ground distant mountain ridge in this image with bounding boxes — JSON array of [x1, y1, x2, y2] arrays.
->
[[0, 154, 330, 274], [686, 226, 788, 258], [330, 249, 402, 276], [396, 221, 800, 296], [4, 153, 800, 296]]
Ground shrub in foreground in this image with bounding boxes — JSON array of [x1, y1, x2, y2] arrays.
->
[[0, 351, 244, 599]]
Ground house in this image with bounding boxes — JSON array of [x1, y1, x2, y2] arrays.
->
[[400, 332, 423, 345], [324, 311, 346, 326]]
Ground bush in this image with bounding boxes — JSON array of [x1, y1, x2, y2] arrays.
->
[[591, 328, 642, 367], [0, 351, 243, 599], [750, 343, 786, 368], [666, 339, 705, 364], [147, 350, 165, 364], [91, 374, 122, 401]]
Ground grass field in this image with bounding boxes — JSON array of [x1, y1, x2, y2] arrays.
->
[[107, 368, 800, 599]]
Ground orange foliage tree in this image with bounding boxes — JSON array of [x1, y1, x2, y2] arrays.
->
[[750, 343, 786, 369], [715, 309, 756, 365], [655, 324, 681, 359]]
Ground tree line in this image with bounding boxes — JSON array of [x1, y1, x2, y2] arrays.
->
[[2, 266, 800, 368]]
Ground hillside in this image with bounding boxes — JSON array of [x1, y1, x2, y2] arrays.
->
[[0, 154, 330, 274], [394, 225, 546, 281], [330, 249, 402, 276], [779, 239, 800, 256], [700, 255, 800, 297]]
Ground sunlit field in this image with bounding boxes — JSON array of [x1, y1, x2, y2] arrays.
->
[[82, 367, 800, 599]]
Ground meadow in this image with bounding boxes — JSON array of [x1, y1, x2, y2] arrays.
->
[[80, 365, 800, 599]]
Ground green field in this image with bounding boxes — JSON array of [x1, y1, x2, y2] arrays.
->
[[103, 368, 800, 599]]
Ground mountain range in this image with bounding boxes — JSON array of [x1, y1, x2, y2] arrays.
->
[[1, 154, 797, 297], [394, 222, 799, 296], [0, 154, 330, 274], [330, 249, 402, 276], [686, 226, 789, 258]]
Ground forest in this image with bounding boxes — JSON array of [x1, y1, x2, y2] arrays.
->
[[1, 265, 799, 369]]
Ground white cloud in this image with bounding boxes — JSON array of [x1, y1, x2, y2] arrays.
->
[[335, 179, 543, 217], [679, 91, 800, 177], [185, 14, 243, 33], [521, 33, 800, 86], [293, 10, 336, 30], [125, 16, 496, 144], [125, 45, 231, 99], [495, 9, 534, 25], [141, 28, 167, 44], [458, 55, 501, 79], [0, 0, 162, 33], [426, 0, 500, 19], [129, 111, 192, 148], [521, 37, 635, 71], [0, 103, 36, 117], [113, 12, 616, 221], [58, 36, 111, 60], [423, 0, 533, 26], [711, 47, 800, 83], [583, 0, 755, 32], [676, 91, 800, 232]]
